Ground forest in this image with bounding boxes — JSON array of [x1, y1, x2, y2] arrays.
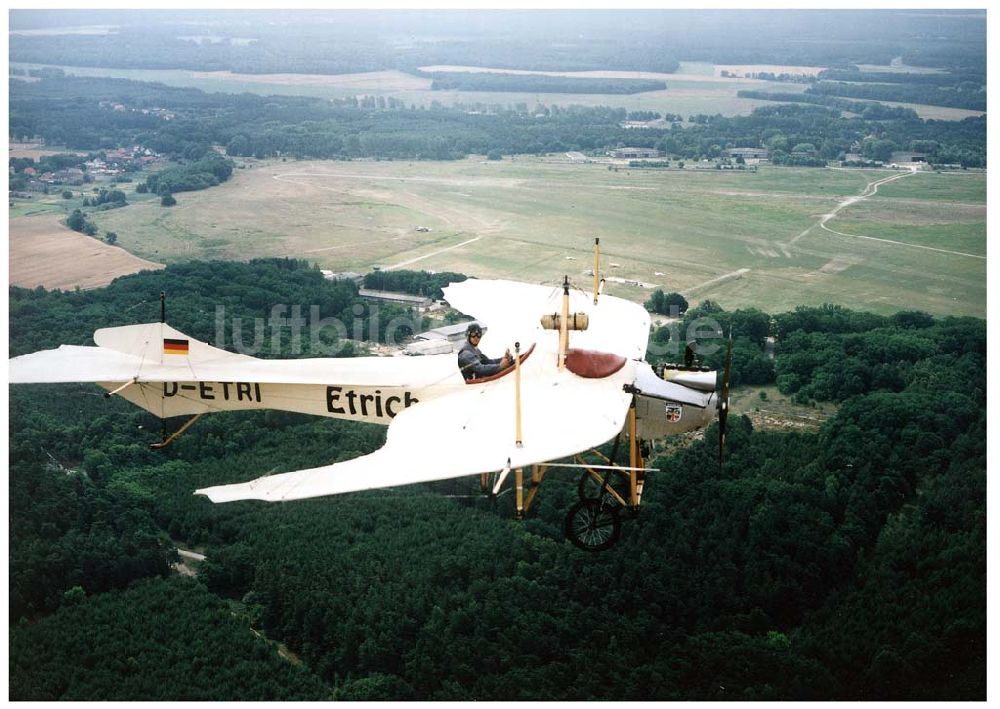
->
[[362, 269, 467, 300], [9, 9, 983, 76], [9, 75, 988, 167], [737, 90, 923, 120], [805, 81, 986, 112], [8, 261, 985, 700], [142, 152, 234, 195], [816, 68, 987, 86]]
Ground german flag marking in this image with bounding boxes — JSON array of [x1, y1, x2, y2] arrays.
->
[[163, 338, 190, 355]]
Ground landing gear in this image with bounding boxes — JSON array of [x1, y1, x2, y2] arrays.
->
[[564, 401, 646, 551], [577, 469, 626, 507], [484, 400, 648, 552], [480, 470, 501, 497], [565, 499, 621, 552]]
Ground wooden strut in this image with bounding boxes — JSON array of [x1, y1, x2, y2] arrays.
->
[[515, 467, 524, 517], [104, 378, 137, 399], [515, 464, 548, 519], [579, 464, 630, 508], [627, 399, 645, 509], [593, 237, 600, 305], [150, 413, 204, 450], [572, 410, 647, 511], [493, 461, 511, 496], [559, 275, 570, 369], [514, 342, 523, 448]]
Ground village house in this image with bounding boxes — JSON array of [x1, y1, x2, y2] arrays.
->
[[41, 167, 85, 184]]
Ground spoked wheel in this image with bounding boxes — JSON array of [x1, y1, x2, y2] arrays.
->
[[577, 471, 624, 508], [565, 499, 622, 552]]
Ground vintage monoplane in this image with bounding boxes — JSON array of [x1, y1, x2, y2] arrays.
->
[[10, 242, 731, 550]]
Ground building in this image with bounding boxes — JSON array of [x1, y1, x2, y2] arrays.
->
[[608, 147, 660, 159], [40, 168, 85, 184], [890, 151, 928, 164], [728, 148, 769, 160], [359, 288, 433, 309]]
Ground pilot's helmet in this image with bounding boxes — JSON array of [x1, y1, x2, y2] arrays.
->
[[466, 323, 483, 338]]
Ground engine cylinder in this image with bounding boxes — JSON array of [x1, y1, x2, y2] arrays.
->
[[540, 312, 589, 331]]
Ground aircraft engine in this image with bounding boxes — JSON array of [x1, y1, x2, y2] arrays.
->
[[630, 361, 718, 439], [635, 391, 717, 439]]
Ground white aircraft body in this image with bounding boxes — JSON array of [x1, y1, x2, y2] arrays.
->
[[10, 278, 725, 549]]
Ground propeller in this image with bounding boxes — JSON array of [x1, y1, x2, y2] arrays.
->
[[718, 332, 733, 473]]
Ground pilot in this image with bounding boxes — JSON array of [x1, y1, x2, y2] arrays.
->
[[458, 323, 512, 380]]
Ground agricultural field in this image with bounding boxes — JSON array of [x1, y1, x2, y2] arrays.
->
[[12, 61, 981, 121], [8, 197, 66, 220], [8, 141, 88, 160], [9, 62, 802, 118], [83, 158, 986, 317], [9, 212, 164, 290]]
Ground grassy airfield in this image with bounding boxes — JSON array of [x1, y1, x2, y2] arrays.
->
[[88, 157, 986, 317]]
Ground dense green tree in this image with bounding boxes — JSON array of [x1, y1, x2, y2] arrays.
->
[[362, 269, 468, 300], [10, 578, 331, 700], [7, 262, 985, 700], [862, 138, 897, 162], [645, 289, 688, 315], [66, 209, 86, 231], [93, 188, 127, 206]]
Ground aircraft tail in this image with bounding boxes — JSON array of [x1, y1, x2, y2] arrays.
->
[[93, 322, 256, 368], [10, 322, 254, 386]]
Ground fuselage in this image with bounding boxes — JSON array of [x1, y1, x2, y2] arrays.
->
[[102, 339, 547, 424]]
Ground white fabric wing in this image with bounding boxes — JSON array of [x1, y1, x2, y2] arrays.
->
[[9, 323, 256, 384], [9, 345, 147, 384], [196, 360, 635, 502], [9, 322, 461, 388], [443, 279, 650, 361]]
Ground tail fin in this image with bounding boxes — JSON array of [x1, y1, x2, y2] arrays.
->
[[10, 323, 254, 386], [93, 322, 255, 367]]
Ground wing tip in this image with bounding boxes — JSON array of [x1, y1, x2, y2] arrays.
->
[[194, 485, 261, 504]]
